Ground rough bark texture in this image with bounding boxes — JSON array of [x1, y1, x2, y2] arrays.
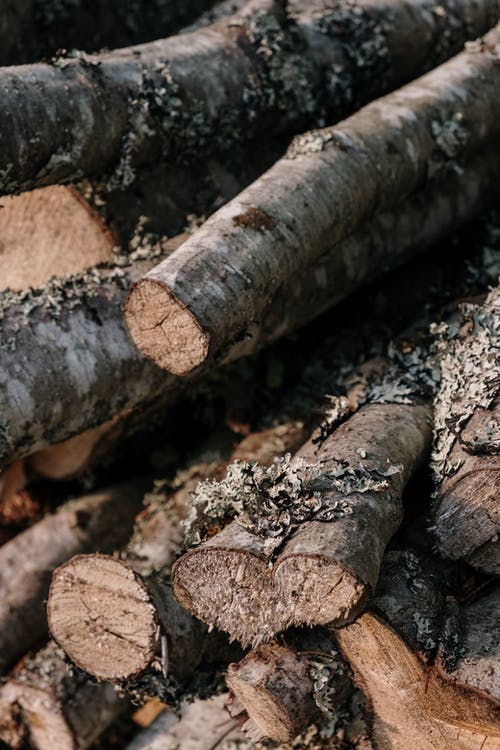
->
[[124, 694, 242, 750], [47, 423, 307, 681], [335, 552, 500, 750], [125, 28, 500, 374], [226, 629, 351, 742], [0, 0, 217, 66], [0, 0, 497, 195], [432, 286, 500, 574], [0, 641, 126, 750], [0, 478, 147, 674], [172, 401, 432, 646], [0, 186, 115, 292]]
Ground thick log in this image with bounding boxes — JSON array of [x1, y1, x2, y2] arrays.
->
[[125, 27, 500, 374], [0, 0, 497, 194], [0, 478, 147, 674], [172, 400, 432, 646], [335, 552, 500, 750], [0, 642, 126, 750], [124, 694, 241, 750], [0, 0, 217, 66], [432, 285, 500, 575], [47, 424, 307, 682], [225, 629, 351, 742]]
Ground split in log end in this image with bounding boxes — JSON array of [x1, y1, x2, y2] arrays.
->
[[125, 278, 209, 375], [48, 555, 159, 681]]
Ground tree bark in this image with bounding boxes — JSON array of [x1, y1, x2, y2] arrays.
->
[[335, 552, 500, 750], [172, 400, 432, 647], [432, 285, 500, 575], [0, 0, 497, 195], [0, 0, 217, 66], [47, 423, 307, 682], [0, 478, 147, 674], [124, 694, 242, 750], [0, 642, 127, 750], [125, 27, 500, 374]]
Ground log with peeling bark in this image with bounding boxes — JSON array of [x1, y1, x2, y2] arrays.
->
[[0, 0, 217, 66], [47, 423, 307, 682], [125, 29, 500, 375], [3, 146, 499, 471], [0, 478, 147, 674], [1, 0, 497, 195], [431, 285, 500, 575], [225, 629, 351, 742], [124, 694, 241, 750], [335, 552, 500, 750], [172, 397, 432, 646], [0, 641, 127, 750]]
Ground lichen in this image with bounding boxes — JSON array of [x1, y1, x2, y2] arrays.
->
[[308, 651, 346, 719], [431, 283, 500, 489]]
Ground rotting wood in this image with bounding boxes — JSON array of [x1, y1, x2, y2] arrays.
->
[[431, 285, 500, 575], [172, 397, 432, 646], [125, 27, 500, 374], [0, 477, 148, 674], [0, 0, 497, 195], [0, 641, 127, 750], [335, 551, 500, 750], [0, 0, 217, 66], [47, 423, 307, 683]]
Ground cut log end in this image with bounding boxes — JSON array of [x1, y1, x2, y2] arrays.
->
[[274, 553, 369, 628], [48, 555, 159, 681], [172, 546, 285, 648], [124, 278, 209, 375]]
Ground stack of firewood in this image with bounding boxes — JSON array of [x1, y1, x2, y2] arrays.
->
[[0, 1, 498, 749]]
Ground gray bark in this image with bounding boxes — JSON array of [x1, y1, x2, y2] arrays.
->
[[172, 401, 432, 646], [1, 0, 498, 194], [0, 0, 217, 66], [0, 478, 147, 674], [125, 27, 500, 374]]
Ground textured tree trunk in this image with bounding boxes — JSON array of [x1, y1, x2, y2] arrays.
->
[[432, 285, 500, 575], [172, 400, 432, 647], [1, 0, 497, 195], [47, 423, 307, 682], [335, 552, 500, 750], [0, 642, 127, 750], [0, 0, 217, 66], [0, 478, 147, 674], [124, 694, 241, 750], [125, 27, 500, 374], [225, 629, 351, 742]]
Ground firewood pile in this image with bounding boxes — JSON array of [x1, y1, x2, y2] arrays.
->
[[0, 1, 498, 749]]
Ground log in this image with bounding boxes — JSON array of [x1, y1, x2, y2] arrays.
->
[[0, 0, 217, 66], [225, 629, 351, 742], [432, 285, 500, 575], [0, 477, 147, 674], [124, 694, 241, 750], [0, 641, 127, 750], [172, 398, 432, 646], [47, 423, 307, 682], [0, 0, 497, 194], [335, 552, 500, 750], [125, 26, 500, 375]]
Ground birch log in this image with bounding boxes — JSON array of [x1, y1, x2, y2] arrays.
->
[[47, 424, 307, 682], [0, 0, 216, 66], [432, 285, 500, 575], [125, 29, 500, 374], [0, 478, 147, 674], [0, 642, 126, 750], [1, 0, 497, 194], [172, 399, 432, 646], [335, 552, 500, 750]]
